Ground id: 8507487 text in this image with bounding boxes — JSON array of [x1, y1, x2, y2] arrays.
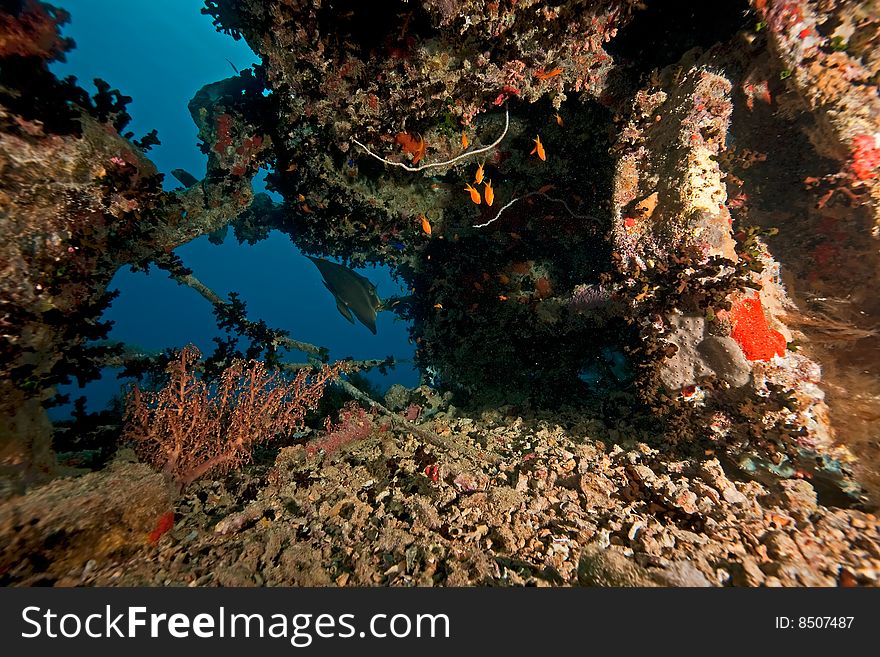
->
[[775, 617, 854, 629]]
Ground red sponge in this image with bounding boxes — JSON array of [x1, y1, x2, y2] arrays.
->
[[730, 296, 786, 361]]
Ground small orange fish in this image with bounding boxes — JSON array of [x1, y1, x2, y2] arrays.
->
[[555, 113, 563, 126], [419, 213, 432, 236], [483, 179, 494, 206], [395, 131, 426, 164], [530, 135, 546, 161], [433, 303, 443, 309], [412, 141, 425, 164], [498, 295, 508, 301], [534, 67, 563, 80], [461, 132, 469, 149], [474, 162, 485, 185], [464, 182, 481, 204]]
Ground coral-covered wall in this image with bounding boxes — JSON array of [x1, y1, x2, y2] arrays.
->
[[0, 3, 266, 491]]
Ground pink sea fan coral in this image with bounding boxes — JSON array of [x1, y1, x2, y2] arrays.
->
[[123, 345, 345, 490], [307, 401, 373, 457]]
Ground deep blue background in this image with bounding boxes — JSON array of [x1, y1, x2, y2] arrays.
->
[[48, 0, 418, 417]]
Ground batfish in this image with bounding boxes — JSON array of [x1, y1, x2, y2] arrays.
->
[[308, 256, 382, 334], [171, 168, 199, 188]]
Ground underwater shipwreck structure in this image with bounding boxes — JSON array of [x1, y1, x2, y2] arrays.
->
[[1, 0, 880, 586]]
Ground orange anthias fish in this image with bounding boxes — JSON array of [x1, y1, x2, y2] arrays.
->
[[534, 67, 563, 80], [464, 182, 481, 204], [461, 132, 469, 149], [474, 162, 485, 185], [530, 135, 546, 161], [419, 213, 432, 236], [555, 113, 563, 126], [395, 131, 426, 164], [483, 179, 494, 207]]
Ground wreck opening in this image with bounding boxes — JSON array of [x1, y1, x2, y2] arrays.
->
[[378, 96, 624, 408]]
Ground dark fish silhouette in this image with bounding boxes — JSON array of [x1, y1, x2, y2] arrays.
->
[[308, 256, 382, 334], [171, 168, 199, 188]]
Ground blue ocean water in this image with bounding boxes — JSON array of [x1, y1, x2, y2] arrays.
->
[[48, 0, 418, 417]]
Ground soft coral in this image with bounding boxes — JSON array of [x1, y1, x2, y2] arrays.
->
[[0, 1, 74, 61]]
